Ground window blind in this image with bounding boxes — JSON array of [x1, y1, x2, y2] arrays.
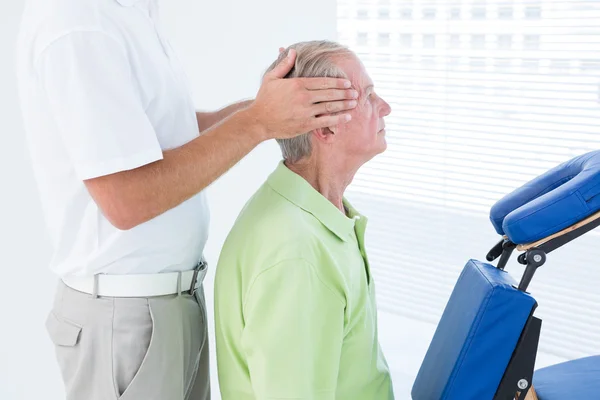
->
[[338, 0, 600, 360]]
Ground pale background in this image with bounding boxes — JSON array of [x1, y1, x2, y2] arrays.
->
[[0, 1, 567, 399]]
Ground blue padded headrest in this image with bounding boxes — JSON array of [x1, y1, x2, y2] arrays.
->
[[490, 150, 600, 244], [412, 260, 537, 400]]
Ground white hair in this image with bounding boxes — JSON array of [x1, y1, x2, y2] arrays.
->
[[264, 40, 353, 163]]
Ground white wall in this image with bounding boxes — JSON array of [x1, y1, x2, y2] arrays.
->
[[0, 0, 336, 398], [0, 1, 61, 399]]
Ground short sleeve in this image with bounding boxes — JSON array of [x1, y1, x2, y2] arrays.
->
[[35, 30, 164, 180], [241, 259, 345, 400]]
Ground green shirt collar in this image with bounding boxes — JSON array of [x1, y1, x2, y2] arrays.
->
[[267, 161, 362, 242]]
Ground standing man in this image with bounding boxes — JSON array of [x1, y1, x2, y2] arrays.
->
[[15, 0, 358, 399]]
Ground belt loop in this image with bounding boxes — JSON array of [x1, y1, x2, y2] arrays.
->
[[189, 259, 206, 296], [92, 274, 99, 299], [176, 271, 182, 296]]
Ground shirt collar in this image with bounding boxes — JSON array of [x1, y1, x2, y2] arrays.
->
[[267, 161, 364, 242]]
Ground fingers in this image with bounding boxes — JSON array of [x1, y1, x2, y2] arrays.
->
[[279, 47, 285, 53], [311, 100, 358, 116], [265, 49, 297, 80], [308, 113, 352, 131], [309, 88, 359, 104], [300, 77, 352, 90]]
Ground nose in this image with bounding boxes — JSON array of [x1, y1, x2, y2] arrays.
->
[[379, 96, 392, 117]]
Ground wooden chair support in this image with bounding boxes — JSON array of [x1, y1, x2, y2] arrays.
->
[[514, 385, 539, 400], [525, 385, 539, 400], [517, 209, 600, 251]]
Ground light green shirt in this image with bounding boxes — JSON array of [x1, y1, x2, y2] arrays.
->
[[214, 161, 394, 400]]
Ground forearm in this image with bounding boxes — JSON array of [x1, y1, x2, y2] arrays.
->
[[196, 99, 253, 132], [88, 108, 265, 229], [88, 50, 357, 230]]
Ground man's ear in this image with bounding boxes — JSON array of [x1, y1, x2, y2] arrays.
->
[[313, 127, 337, 144]]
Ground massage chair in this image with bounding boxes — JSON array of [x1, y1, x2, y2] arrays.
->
[[411, 150, 600, 399]]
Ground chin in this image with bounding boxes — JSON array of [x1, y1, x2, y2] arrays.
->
[[364, 143, 387, 163], [377, 134, 387, 152]]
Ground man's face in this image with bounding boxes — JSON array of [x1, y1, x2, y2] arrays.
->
[[329, 54, 392, 165]]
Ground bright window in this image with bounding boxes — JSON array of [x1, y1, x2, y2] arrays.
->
[[338, 0, 600, 360]]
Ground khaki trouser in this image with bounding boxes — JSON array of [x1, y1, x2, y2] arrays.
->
[[45, 280, 210, 400]]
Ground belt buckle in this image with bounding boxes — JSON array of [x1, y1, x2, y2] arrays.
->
[[189, 260, 207, 295]]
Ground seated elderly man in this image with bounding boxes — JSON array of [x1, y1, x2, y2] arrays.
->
[[214, 40, 394, 400]]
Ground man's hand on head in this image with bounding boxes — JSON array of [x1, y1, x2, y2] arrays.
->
[[246, 48, 358, 141]]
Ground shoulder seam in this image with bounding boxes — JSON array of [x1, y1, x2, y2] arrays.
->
[[242, 257, 346, 315], [33, 28, 127, 71]]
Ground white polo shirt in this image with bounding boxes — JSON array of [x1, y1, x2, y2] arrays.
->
[[16, 0, 209, 277]]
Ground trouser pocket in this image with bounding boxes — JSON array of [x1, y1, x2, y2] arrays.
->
[[45, 311, 83, 384], [45, 311, 82, 346], [47, 282, 136, 400], [113, 299, 154, 398]]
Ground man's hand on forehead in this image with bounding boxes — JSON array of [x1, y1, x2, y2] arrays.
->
[[247, 48, 358, 140]]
